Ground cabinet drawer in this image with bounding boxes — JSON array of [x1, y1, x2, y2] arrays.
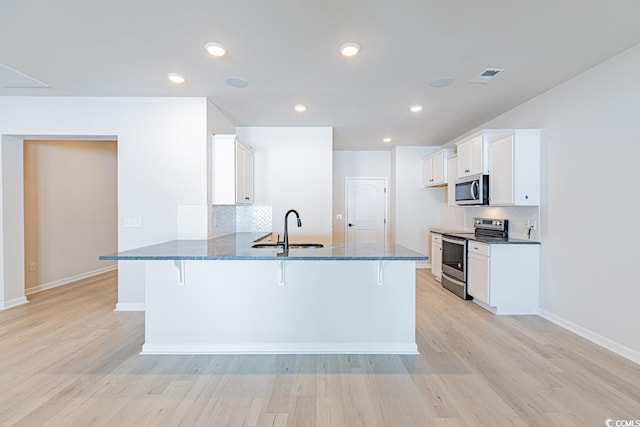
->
[[468, 241, 490, 256], [432, 233, 442, 243]]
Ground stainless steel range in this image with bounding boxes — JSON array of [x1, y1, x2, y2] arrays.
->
[[441, 218, 508, 299]]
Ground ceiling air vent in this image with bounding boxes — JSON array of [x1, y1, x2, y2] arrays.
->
[[469, 68, 504, 84], [0, 63, 49, 88]]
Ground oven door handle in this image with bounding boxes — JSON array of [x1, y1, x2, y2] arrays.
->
[[442, 237, 466, 245], [442, 273, 465, 287]]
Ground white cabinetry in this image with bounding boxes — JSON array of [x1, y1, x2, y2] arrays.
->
[[455, 129, 508, 179], [235, 142, 254, 204], [431, 233, 442, 281], [466, 242, 540, 315], [488, 129, 541, 206], [210, 134, 254, 205], [423, 149, 454, 187], [447, 156, 457, 206], [467, 242, 490, 303]]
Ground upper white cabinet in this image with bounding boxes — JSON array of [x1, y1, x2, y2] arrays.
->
[[488, 129, 541, 206], [455, 129, 508, 179], [423, 149, 454, 187], [235, 142, 254, 204], [210, 134, 255, 205]]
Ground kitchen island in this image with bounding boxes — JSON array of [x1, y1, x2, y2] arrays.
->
[[101, 233, 427, 355]]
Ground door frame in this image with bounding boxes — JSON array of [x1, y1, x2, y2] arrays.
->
[[344, 176, 389, 245]]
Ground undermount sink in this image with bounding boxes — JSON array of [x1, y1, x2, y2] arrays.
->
[[252, 243, 324, 249]]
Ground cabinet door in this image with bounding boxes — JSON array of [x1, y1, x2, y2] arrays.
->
[[431, 234, 442, 280], [457, 142, 470, 178], [432, 151, 445, 184], [423, 157, 434, 186], [244, 149, 254, 204], [467, 250, 490, 304], [468, 135, 484, 175], [235, 142, 246, 204], [489, 133, 514, 205]]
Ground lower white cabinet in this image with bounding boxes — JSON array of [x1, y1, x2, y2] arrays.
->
[[467, 242, 490, 303], [431, 233, 442, 281], [466, 242, 540, 315]]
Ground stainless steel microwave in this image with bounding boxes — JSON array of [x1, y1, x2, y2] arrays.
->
[[455, 174, 489, 205]]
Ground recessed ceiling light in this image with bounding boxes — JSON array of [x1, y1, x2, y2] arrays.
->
[[225, 76, 248, 88], [167, 73, 185, 84], [339, 42, 360, 57], [409, 104, 423, 113], [430, 76, 454, 88], [294, 104, 307, 112], [204, 42, 227, 57], [383, 137, 392, 143]]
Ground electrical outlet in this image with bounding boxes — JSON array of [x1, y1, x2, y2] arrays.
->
[[336, 214, 343, 220], [29, 262, 36, 272], [124, 217, 142, 228]]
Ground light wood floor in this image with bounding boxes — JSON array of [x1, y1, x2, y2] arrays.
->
[[1, 269, 639, 426]]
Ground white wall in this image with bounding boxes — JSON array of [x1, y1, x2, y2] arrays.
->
[[236, 127, 333, 243], [450, 43, 640, 360], [0, 136, 26, 309], [0, 97, 211, 310], [332, 151, 391, 243], [23, 140, 117, 294], [207, 100, 235, 135], [393, 146, 441, 260]]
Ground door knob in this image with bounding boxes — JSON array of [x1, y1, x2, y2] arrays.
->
[[348, 223, 354, 227]]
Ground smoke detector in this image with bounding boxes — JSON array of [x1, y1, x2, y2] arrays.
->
[[469, 68, 504, 84]]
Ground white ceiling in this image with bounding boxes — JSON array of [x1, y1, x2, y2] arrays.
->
[[2, 0, 640, 150]]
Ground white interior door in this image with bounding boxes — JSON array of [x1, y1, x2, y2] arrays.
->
[[346, 178, 387, 245]]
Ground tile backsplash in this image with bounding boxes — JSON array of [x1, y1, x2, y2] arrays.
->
[[440, 202, 540, 240], [236, 205, 272, 232], [209, 205, 236, 239], [465, 205, 540, 240], [209, 205, 273, 239]]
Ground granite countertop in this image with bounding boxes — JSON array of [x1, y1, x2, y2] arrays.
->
[[100, 232, 428, 261], [431, 229, 540, 245]]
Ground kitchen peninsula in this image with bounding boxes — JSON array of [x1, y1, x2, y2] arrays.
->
[[101, 233, 426, 355]]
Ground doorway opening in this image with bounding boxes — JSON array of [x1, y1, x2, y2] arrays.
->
[[0, 135, 118, 310], [23, 138, 118, 295]]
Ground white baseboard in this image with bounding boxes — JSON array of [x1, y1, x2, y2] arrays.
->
[[538, 308, 640, 365], [115, 302, 145, 312], [25, 265, 117, 296], [0, 296, 28, 310], [141, 342, 419, 355], [416, 261, 430, 269]]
